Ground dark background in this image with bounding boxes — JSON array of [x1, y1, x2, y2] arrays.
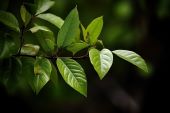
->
[[0, 0, 169, 113]]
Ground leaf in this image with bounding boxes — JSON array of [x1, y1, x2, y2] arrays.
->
[[112, 50, 148, 72], [89, 48, 113, 79], [0, 10, 20, 32], [66, 41, 89, 55], [33, 57, 52, 94], [86, 16, 103, 45], [50, 62, 58, 86], [30, 25, 55, 53], [57, 7, 80, 48], [35, 0, 55, 15], [37, 13, 64, 29], [80, 24, 87, 42], [21, 44, 40, 56], [20, 5, 31, 26], [56, 58, 87, 96]]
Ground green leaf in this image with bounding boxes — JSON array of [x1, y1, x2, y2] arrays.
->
[[57, 7, 80, 48], [21, 44, 40, 56], [66, 41, 89, 55], [112, 50, 148, 72], [80, 24, 87, 42], [37, 13, 64, 29], [33, 57, 52, 94], [89, 48, 113, 79], [50, 62, 58, 86], [86, 16, 103, 45], [20, 5, 31, 26], [56, 58, 87, 96], [35, 0, 55, 15], [0, 10, 20, 32], [30, 25, 55, 53]]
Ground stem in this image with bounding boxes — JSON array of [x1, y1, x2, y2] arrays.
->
[[17, 26, 25, 55]]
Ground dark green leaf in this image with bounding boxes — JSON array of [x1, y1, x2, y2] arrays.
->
[[66, 41, 89, 55], [35, 0, 55, 15], [20, 5, 31, 26], [21, 44, 40, 56], [30, 25, 55, 53], [33, 57, 52, 94], [86, 16, 103, 45], [89, 48, 113, 79], [37, 13, 64, 29], [56, 58, 87, 96], [112, 50, 148, 72], [0, 10, 20, 32], [57, 7, 80, 48]]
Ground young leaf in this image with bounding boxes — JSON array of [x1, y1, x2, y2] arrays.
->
[[33, 57, 52, 94], [0, 10, 20, 32], [21, 44, 40, 56], [37, 13, 64, 29], [89, 48, 113, 79], [35, 0, 55, 15], [30, 25, 55, 53], [112, 50, 148, 72], [20, 5, 31, 26], [56, 58, 87, 96], [80, 24, 87, 42], [66, 41, 89, 55], [86, 16, 103, 45], [57, 7, 80, 48]]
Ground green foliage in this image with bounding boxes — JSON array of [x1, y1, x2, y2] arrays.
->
[[0, 10, 20, 32], [89, 48, 113, 79], [0, 0, 148, 96], [57, 7, 80, 48], [57, 58, 87, 96]]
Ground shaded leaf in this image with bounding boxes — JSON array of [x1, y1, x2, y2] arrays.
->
[[66, 41, 89, 55], [37, 13, 64, 29], [33, 57, 52, 94], [0, 10, 20, 32], [112, 50, 148, 72], [21, 44, 40, 56], [30, 25, 55, 53], [86, 16, 103, 45], [57, 7, 79, 48], [20, 5, 31, 26], [89, 48, 113, 79], [56, 58, 87, 96]]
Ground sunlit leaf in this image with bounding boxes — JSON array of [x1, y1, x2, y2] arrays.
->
[[112, 50, 148, 72], [0, 10, 20, 32], [21, 44, 40, 56], [35, 0, 55, 15], [56, 58, 87, 96], [89, 48, 113, 79], [86, 16, 103, 45], [37, 13, 64, 29], [57, 7, 80, 48]]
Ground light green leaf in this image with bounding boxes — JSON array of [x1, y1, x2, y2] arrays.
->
[[20, 5, 31, 26], [35, 0, 55, 15], [33, 57, 52, 94], [86, 16, 103, 45], [56, 58, 87, 96], [30, 25, 55, 53], [80, 24, 87, 42], [112, 50, 148, 72], [66, 41, 89, 55], [37, 13, 64, 29], [89, 48, 113, 79], [21, 44, 40, 56], [57, 7, 80, 48], [0, 10, 20, 32]]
